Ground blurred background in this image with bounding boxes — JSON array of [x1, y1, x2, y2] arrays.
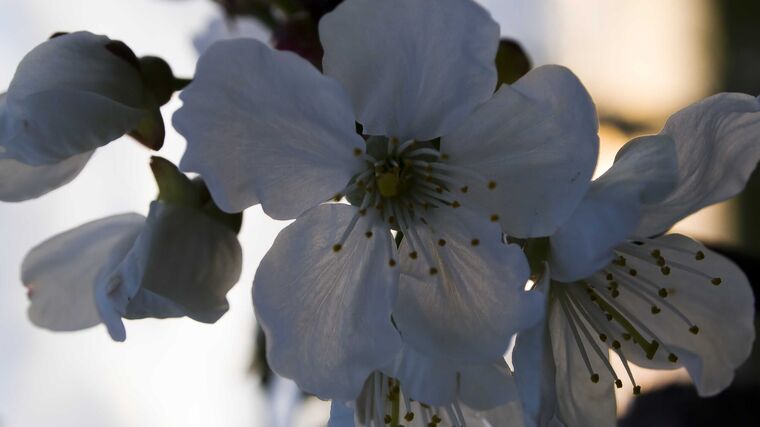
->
[[0, 0, 758, 426]]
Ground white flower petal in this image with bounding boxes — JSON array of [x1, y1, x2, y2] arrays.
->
[[442, 66, 599, 238], [174, 39, 364, 218], [547, 292, 617, 427], [459, 359, 519, 411], [1, 32, 145, 165], [0, 149, 92, 202], [383, 344, 458, 407], [320, 0, 499, 140], [253, 204, 401, 400], [613, 234, 755, 396], [394, 207, 540, 363], [327, 401, 356, 427], [22, 213, 144, 333], [549, 135, 678, 281], [512, 269, 553, 427], [470, 401, 532, 427], [101, 202, 242, 334], [636, 93, 760, 236]]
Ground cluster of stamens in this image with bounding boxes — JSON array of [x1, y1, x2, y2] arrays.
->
[[357, 372, 468, 427], [553, 238, 722, 395], [330, 136, 498, 275]]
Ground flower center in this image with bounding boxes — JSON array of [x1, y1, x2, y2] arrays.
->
[[356, 372, 467, 427], [552, 238, 721, 395], [330, 136, 495, 274]]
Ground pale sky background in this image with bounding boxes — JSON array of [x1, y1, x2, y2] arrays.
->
[[0, 0, 725, 426]]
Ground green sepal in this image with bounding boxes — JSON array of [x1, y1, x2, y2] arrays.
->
[[150, 156, 243, 234], [150, 156, 202, 207], [495, 39, 532, 87], [129, 102, 165, 151], [139, 56, 177, 106]]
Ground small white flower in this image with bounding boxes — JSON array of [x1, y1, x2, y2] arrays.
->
[[174, 0, 599, 403], [23, 201, 242, 341], [323, 343, 524, 427], [0, 32, 159, 202], [514, 93, 760, 427]]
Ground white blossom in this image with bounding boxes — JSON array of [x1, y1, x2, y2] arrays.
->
[[23, 201, 242, 341], [514, 93, 760, 427], [174, 0, 600, 405]]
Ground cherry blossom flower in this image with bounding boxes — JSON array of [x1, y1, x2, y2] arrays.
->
[[0, 32, 166, 202], [174, 0, 598, 405], [23, 200, 242, 341], [514, 93, 760, 427]]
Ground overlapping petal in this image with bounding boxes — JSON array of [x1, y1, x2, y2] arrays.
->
[[0, 150, 92, 202], [22, 213, 144, 333], [175, 39, 365, 218], [442, 66, 599, 238], [614, 234, 755, 396], [98, 201, 243, 340], [513, 268, 555, 427], [636, 93, 760, 236], [320, 0, 499, 141], [253, 204, 401, 400], [459, 359, 519, 411], [549, 135, 678, 281], [1, 32, 145, 165], [383, 344, 458, 406], [394, 207, 540, 363]]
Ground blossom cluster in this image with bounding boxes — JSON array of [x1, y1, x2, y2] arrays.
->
[[2, 0, 759, 426]]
